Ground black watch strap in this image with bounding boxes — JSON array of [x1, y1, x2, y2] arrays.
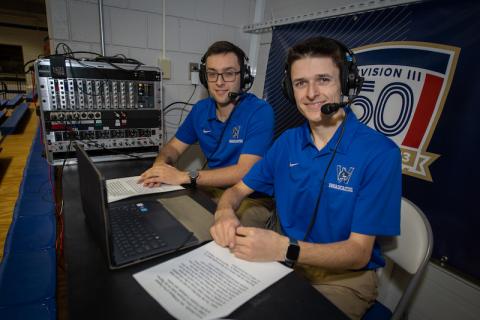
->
[[284, 238, 300, 268], [188, 170, 199, 188]]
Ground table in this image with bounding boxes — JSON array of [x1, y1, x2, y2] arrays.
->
[[60, 159, 348, 320]]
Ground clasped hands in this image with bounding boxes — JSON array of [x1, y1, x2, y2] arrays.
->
[[138, 163, 188, 187], [210, 209, 287, 262]]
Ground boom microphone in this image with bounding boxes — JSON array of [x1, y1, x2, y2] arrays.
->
[[321, 102, 346, 115], [228, 92, 240, 100]]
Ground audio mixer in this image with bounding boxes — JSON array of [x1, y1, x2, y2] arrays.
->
[[35, 58, 163, 165]]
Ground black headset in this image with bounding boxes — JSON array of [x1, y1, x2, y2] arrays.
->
[[199, 42, 254, 92], [281, 37, 363, 104]]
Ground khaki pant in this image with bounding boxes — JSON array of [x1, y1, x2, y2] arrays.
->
[[296, 265, 378, 320], [205, 189, 377, 318], [270, 215, 377, 319], [201, 187, 274, 228]]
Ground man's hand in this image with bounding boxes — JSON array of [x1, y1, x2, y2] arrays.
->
[[138, 163, 189, 187], [210, 181, 255, 249], [210, 209, 241, 249], [231, 227, 289, 262]]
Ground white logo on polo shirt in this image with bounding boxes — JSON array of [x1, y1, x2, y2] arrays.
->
[[229, 125, 243, 143], [232, 126, 240, 139], [336, 165, 354, 184], [202, 129, 211, 134], [289, 162, 299, 167], [328, 165, 355, 193]]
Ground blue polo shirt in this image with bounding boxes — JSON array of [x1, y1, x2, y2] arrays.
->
[[243, 107, 401, 270], [175, 93, 274, 169]]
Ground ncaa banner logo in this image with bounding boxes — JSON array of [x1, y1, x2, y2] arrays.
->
[[351, 42, 460, 182]]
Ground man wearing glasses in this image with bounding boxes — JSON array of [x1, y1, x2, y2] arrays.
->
[[139, 41, 275, 227]]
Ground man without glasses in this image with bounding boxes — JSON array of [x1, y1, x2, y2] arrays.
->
[[210, 37, 401, 319]]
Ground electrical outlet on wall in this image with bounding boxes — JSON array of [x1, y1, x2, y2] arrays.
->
[[189, 63, 199, 79], [189, 62, 200, 85]]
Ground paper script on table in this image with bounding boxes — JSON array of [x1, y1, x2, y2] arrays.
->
[[133, 241, 292, 320], [106, 175, 184, 203]]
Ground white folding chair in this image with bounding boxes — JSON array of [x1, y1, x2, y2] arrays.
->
[[363, 197, 434, 320]]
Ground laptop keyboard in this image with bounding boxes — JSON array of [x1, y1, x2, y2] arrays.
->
[[109, 203, 168, 259]]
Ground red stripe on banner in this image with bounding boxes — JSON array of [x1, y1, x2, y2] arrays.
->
[[402, 74, 443, 148]]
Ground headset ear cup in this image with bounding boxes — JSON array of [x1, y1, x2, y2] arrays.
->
[[342, 45, 363, 98], [347, 70, 356, 96], [345, 59, 362, 97], [242, 62, 254, 91], [342, 60, 351, 96], [199, 63, 208, 88], [350, 60, 363, 96], [281, 73, 295, 104]]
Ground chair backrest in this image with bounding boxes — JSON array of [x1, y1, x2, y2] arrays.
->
[[376, 197, 434, 320]]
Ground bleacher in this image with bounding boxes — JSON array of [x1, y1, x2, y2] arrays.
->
[[5, 94, 24, 108], [0, 128, 57, 320], [0, 103, 29, 136]]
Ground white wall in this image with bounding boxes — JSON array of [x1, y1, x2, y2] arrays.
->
[[43, 0, 365, 133], [45, 0, 255, 139]]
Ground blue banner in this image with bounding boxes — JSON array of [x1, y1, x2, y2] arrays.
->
[[264, 0, 480, 280]]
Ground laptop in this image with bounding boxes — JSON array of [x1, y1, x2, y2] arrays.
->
[[75, 144, 213, 269]]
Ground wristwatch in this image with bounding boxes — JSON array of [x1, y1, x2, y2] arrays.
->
[[188, 170, 199, 188], [284, 237, 300, 268]]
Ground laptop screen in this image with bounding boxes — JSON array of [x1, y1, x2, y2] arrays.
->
[[75, 144, 112, 264]]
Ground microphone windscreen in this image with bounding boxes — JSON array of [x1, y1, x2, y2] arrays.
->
[[228, 92, 239, 100], [321, 103, 340, 115]]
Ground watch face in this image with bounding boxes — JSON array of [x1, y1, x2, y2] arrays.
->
[[286, 243, 300, 261], [189, 170, 199, 179]]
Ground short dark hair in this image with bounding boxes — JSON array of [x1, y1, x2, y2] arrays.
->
[[201, 41, 246, 68], [286, 36, 347, 77]]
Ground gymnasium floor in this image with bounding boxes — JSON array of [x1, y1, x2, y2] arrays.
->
[[0, 105, 38, 261]]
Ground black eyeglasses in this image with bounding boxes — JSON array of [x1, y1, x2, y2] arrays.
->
[[206, 71, 241, 82]]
